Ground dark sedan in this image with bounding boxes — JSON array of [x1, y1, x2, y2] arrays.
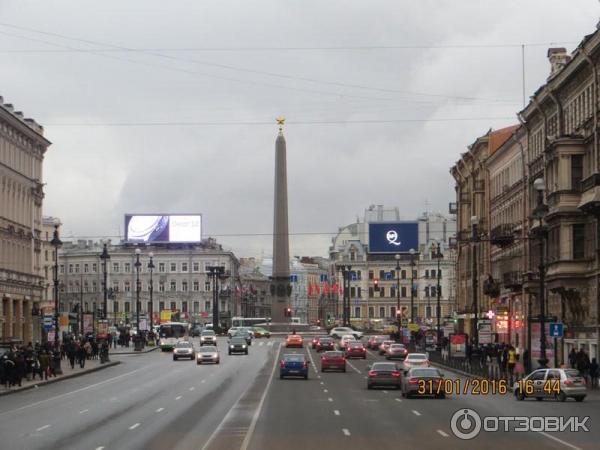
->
[[401, 367, 446, 398], [367, 362, 402, 390], [228, 337, 248, 355], [315, 337, 335, 352]]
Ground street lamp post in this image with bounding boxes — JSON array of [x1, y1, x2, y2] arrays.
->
[[207, 266, 225, 333], [471, 215, 479, 347], [51, 222, 62, 352], [395, 254, 401, 341], [148, 252, 154, 330], [533, 177, 549, 368], [134, 248, 142, 336], [100, 243, 110, 322], [409, 249, 416, 324], [337, 265, 352, 327], [432, 242, 443, 348]]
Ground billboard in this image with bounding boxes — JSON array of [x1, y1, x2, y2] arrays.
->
[[125, 214, 202, 243], [368, 222, 418, 253]]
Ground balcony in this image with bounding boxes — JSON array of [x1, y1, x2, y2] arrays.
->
[[483, 276, 500, 297], [580, 173, 600, 192], [502, 271, 523, 290], [489, 224, 516, 248]]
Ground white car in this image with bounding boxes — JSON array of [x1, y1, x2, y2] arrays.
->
[[339, 334, 357, 350], [329, 327, 363, 340], [173, 341, 195, 360], [227, 326, 240, 338], [403, 353, 430, 370]]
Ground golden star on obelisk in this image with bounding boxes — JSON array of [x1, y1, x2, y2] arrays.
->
[[276, 116, 285, 131]]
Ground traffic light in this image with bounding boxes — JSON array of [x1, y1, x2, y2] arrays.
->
[[285, 307, 292, 317], [374, 278, 380, 291], [396, 310, 402, 319], [317, 319, 321, 326]]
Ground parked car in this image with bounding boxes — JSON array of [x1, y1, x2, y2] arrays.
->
[[401, 367, 446, 398], [280, 353, 310, 379], [514, 368, 587, 402], [321, 351, 346, 372]]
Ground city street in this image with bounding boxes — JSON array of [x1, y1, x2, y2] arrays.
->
[[1, 336, 598, 450]]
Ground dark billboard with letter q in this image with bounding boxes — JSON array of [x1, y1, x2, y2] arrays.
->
[[368, 222, 418, 253]]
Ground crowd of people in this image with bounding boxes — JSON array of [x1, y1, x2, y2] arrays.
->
[[1, 335, 110, 390], [568, 348, 600, 389]]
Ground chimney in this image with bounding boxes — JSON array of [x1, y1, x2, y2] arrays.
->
[[547, 47, 571, 79]]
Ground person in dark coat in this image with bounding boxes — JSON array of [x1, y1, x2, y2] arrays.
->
[[569, 348, 577, 368], [77, 342, 86, 369], [66, 341, 77, 370], [38, 351, 50, 380], [3, 354, 15, 387], [14, 352, 25, 387]]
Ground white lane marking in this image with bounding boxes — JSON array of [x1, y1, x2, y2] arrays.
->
[[382, 390, 388, 394], [95, 447, 105, 450], [320, 382, 324, 385], [175, 395, 182, 400], [342, 428, 351, 436], [129, 423, 140, 430], [323, 389, 328, 393], [328, 397, 333, 402], [79, 409, 89, 414], [537, 431, 584, 450], [304, 346, 319, 374], [201, 379, 206, 383], [317, 376, 321, 379], [259, 342, 264, 347], [155, 407, 164, 413], [189, 387, 195, 391], [36, 424, 51, 431], [334, 410, 340, 416], [0, 366, 148, 417], [267, 342, 273, 346], [208, 342, 280, 450], [346, 360, 362, 374], [437, 430, 449, 437], [395, 398, 402, 403], [412, 410, 421, 416]]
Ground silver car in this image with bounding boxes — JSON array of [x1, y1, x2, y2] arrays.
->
[[173, 341, 195, 360], [401, 367, 446, 399], [196, 345, 220, 365], [200, 330, 217, 346], [514, 368, 587, 402]]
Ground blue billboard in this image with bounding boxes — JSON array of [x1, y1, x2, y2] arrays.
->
[[368, 222, 419, 253]]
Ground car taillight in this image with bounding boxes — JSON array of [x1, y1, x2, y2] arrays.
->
[[564, 379, 573, 386], [368, 370, 377, 377], [280, 360, 285, 368], [409, 378, 419, 385], [391, 371, 401, 378]]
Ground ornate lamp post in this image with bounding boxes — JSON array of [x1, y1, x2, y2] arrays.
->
[[134, 248, 142, 336], [431, 241, 443, 349], [50, 221, 63, 374], [148, 252, 155, 330], [409, 249, 416, 323], [100, 243, 110, 322], [395, 254, 401, 340], [337, 264, 352, 327], [471, 215, 480, 346], [533, 177, 549, 368]]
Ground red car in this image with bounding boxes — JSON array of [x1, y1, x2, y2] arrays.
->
[[311, 335, 329, 349], [385, 344, 408, 360], [316, 337, 335, 352], [345, 342, 367, 359], [286, 334, 304, 348], [367, 335, 385, 349], [321, 351, 346, 372]]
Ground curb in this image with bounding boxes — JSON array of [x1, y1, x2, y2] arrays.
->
[[110, 346, 159, 356], [0, 361, 121, 397]]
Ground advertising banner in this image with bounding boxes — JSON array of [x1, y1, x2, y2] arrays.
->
[[59, 313, 69, 327], [47, 331, 56, 343], [478, 320, 492, 344], [368, 222, 419, 253], [450, 334, 467, 358], [139, 318, 148, 331], [125, 214, 202, 243], [83, 314, 94, 334], [97, 321, 109, 337]]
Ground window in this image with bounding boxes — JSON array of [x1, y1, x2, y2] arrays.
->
[[426, 306, 432, 318], [124, 282, 130, 292], [401, 270, 406, 279], [75, 264, 80, 273], [379, 287, 385, 298], [390, 306, 396, 318], [357, 287, 362, 298], [431, 269, 436, 278], [205, 301, 211, 311], [573, 224, 585, 260], [425, 286, 430, 297], [379, 269, 385, 279], [147, 301, 152, 313], [193, 262, 199, 272], [113, 301, 119, 313], [182, 281, 188, 292], [112, 281, 119, 292], [69, 264, 73, 273], [159, 301, 165, 311], [159, 262, 165, 272], [147, 282, 152, 291], [350, 286, 356, 297], [205, 281, 211, 292], [401, 286, 407, 297], [170, 302, 176, 310], [368, 306, 374, 318], [193, 301, 199, 313], [571, 155, 583, 190], [412, 306, 417, 319], [438, 270, 442, 279], [368, 270, 373, 280], [92, 263, 97, 273], [193, 281, 199, 291], [390, 286, 396, 298], [356, 270, 361, 280], [170, 263, 177, 272], [182, 301, 188, 312], [369, 287, 374, 298], [379, 306, 385, 318], [159, 282, 165, 292], [170, 280, 177, 291], [182, 262, 188, 272], [354, 306, 361, 318], [60, 264, 65, 274], [431, 286, 437, 297], [92, 282, 97, 292], [44, 250, 48, 262], [112, 263, 119, 273], [84, 263, 89, 273], [124, 302, 130, 313], [390, 270, 396, 279], [425, 270, 429, 278], [124, 263, 131, 273]]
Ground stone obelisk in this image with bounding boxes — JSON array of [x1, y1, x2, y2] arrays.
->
[[270, 116, 291, 324]]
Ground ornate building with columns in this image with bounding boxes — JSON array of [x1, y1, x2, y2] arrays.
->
[[0, 96, 51, 345]]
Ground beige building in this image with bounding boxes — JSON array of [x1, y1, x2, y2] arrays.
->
[[450, 125, 518, 342], [0, 97, 51, 345]]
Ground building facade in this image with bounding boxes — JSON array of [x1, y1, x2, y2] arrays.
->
[[239, 257, 272, 320], [329, 206, 456, 331], [57, 239, 240, 330], [0, 97, 51, 344]]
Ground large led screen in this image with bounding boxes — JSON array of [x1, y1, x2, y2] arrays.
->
[[125, 214, 202, 243], [368, 222, 418, 253]]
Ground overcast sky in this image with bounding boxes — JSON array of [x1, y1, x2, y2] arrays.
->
[[1, 0, 598, 257]]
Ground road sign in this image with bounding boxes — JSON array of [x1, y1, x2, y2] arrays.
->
[[408, 323, 420, 332], [401, 318, 409, 326], [549, 322, 564, 338]]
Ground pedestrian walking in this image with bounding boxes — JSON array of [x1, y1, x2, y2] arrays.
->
[[576, 348, 591, 383], [77, 343, 86, 369], [569, 348, 577, 369], [507, 346, 517, 385], [39, 351, 50, 380], [67, 341, 77, 370]]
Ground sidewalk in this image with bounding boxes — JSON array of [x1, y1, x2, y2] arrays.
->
[[0, 358, 121, 397]]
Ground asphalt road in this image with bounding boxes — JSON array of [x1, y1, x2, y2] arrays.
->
[[1, 336, 598, 450]]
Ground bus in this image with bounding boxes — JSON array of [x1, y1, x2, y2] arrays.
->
[[158, 322, 188, 351], [231, 317, 270, 328]]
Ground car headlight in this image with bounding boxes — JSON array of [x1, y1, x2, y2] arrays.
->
[[230, 345, 234, 348], [242, 345, 246, 348]]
